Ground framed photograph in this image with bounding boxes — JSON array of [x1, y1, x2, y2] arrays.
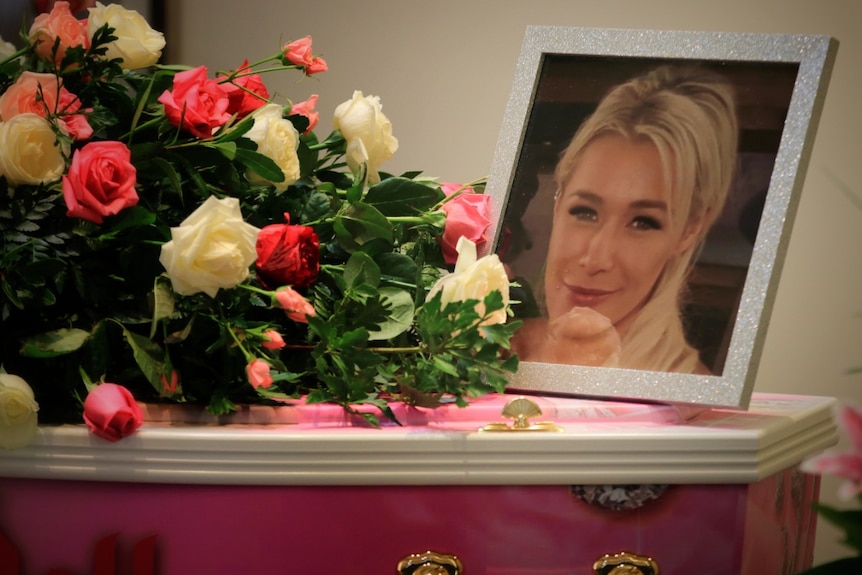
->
[[486, 27, 837, 409]]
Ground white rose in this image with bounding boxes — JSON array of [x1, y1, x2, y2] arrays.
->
[[0, 37, 18, 61], [87, 2, 165, 70], [245, 103, 300, 192], [159, 196, 260, 297], [333, 91, 398, 184], [0, 114, 69, 190], [0, 374, 39, 450], [427, 237, 510, 327]]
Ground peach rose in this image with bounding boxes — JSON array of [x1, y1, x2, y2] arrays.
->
[[261, 330, 286, 350], [246, 359, 273, 389], [159, 196, 260, 298], [275, 287, 315, 323], [63, 141, 138, 223], [0, 71, 92, 141], [439, 182, 491, 265], [29, 1, 90, 65], [86, 1, 165, 70], [83, 383, 143, 442], [0, 113, 69, 189], [290, 94, 319, 134], [157, 66, 231, 139]]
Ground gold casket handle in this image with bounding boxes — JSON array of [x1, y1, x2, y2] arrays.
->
[[397, 550, 463, 575], [594, 551, 659, 575]]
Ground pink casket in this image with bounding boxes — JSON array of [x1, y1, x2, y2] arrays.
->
[[0, 392, 837, 574]]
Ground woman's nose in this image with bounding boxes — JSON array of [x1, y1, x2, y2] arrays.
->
[[578, 226, 616, 273]]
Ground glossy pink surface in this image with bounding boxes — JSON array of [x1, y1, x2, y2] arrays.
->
[[0, 467, 818, 575]]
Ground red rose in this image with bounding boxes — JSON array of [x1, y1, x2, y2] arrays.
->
[[62, 141, 138, 224], [220, 60, 270, 119], [157, 66, 231, 139], [255, 214, 320, 289], [439, 182, 491, 265], [83, 383, 143, 442]]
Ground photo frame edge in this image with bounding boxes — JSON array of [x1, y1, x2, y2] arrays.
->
[[485, 27, 838, 410]]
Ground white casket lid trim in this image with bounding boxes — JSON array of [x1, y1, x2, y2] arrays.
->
[[0, 393, 838, 486]]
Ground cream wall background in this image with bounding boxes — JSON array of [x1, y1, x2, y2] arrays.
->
[[167, 0, 862, 565]]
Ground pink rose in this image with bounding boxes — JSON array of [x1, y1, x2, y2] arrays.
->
[[29, 1, 90, 65], [290, 94, 319, 134], [220, 60, 270, 119], [63, 141, 138, 223], [246, 359, 273, 389], [275, 287, 315, 323], [305, 57, 327, 76], [261, 330, 286, 350], [282, 36, 314, 67], [83, 383, 143, 442], [439, 182, 491, 265], [157, 66, 231, 139], [0, 71, 92, 140], [282, 36, 327, 76]]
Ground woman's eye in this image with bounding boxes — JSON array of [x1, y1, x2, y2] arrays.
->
[[631, 216, 663, 231], [568, 205, 597, 221]]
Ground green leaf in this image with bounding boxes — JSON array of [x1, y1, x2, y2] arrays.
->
[[20, 328, 90, 358], [150, 279, 175, 338], [234, 148, 284, 182], [368, 287, 414, 341], [334, 202, 393, 252], [117, 325, 165, 393], [207, 141, 237, 160], [344, 251, 380, 290], [364, 177, 443, 216]]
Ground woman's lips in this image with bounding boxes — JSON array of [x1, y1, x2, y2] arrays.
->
[[566, 286, 615, 307]]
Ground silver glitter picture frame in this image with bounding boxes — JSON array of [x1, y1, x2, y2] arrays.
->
[[487, 26, 837, 409]]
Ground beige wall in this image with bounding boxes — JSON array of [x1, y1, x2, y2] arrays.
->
[[170, 0, 862, 564]]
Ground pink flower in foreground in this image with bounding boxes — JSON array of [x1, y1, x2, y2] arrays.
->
[[246, 359, 273, 389], [261, 330, 286, 350], [275, 287, 315, 323], [290, 94, 319, 134], [801, 403, 862, 499], [83, 383, 143, 442]]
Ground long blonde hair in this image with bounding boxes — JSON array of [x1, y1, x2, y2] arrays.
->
[[553, 65, 739, 373]]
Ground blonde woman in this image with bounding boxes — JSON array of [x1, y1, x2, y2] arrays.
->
[[511, 65, 739, 374]]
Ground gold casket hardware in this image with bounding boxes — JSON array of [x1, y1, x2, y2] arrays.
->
[[479, 397, 563, 432], [396, 550, 463, 575], [593, 551, 660, 575]]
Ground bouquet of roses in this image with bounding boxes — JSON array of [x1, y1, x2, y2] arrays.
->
[[0, 2, 519, 447]]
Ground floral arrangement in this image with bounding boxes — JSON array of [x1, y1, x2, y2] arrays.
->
[[0, 2, 519, 447], [799, 402, 862, 574]]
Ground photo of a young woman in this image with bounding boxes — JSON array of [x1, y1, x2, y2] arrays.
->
[[509, 65, 739, 374]]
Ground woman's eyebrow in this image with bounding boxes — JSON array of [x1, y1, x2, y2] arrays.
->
[[630, 199, 668, 211]]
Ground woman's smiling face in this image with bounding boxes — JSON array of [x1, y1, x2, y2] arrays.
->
[[544, 134, 698, 337]]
